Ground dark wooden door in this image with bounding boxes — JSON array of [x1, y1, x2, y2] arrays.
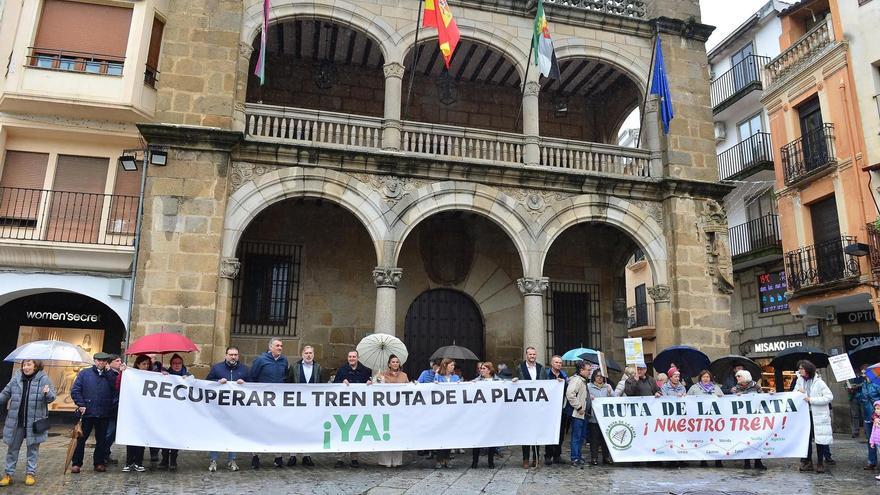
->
[[634, 284, 648, 327], [403, 289, 483, 380], [810, 195, 842, 283], [798, 98, 828, 172]]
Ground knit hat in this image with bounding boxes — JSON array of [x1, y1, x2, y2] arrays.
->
[[667, 366, 679, 377], [735, 369, 752, 382]]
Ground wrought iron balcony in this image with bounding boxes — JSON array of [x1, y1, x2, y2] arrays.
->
[[781, 123, 835, 185], [785, 235, 861, 291], [710, 55, 770, 112], [729, 214, 781, 258], [717, 132, 774, 181], [0, 187, 137, 246], [867, 222, 880, 275], [627, 303, 653, 330]]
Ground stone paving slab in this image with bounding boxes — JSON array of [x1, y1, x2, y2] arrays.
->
[[3, 431, 875, 494]]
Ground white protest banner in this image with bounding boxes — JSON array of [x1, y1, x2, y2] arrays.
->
[[592, 393, 810, 462], [117, 370, 563, 452], [624, 337, 645, 366], [828, 353, 856, 382]]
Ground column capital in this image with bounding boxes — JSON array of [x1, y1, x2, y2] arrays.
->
[[383, 62, 406, 79], [517, 277, 549, 296], [373, 267, 403, 288], [648, 284, 671, 303], [219, 257, 240, 279], [523, 81, 541, 98]]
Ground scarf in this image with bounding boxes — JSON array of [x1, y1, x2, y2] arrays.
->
[[700, 381, 715, 393]]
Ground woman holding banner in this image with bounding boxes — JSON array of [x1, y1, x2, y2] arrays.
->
[[433, 359, 459, 469], [660, 368, 686, 397], [688, 370, 724, 468], [587, 370, 613, 465], [470, 362, 502, 468], [376, 355, 408, 468], [566, 361, 590, 467], [730, 369, 766, 470], [614, 366, 635, 397], [794, 360, 833, 473], [120, 355, 153, 473], [159, 354, 191, 471]]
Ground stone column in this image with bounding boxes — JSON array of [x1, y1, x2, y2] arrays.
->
[[648, 284, 673, 351], [382, 62, 405, 151], [232, 42, 255, 133], [517, 277, 549, 361], [215, 257, 241, 363], [522, 81, 541, 167], [373, 266, 403, 336]]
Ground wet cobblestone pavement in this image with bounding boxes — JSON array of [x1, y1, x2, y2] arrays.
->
[[5, 431, 875, 494]]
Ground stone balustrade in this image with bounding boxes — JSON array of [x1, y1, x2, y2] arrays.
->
[[765, 17, 834, 88]]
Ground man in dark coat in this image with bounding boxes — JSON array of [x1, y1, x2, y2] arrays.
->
[[249, 338, 289, 469], [286, 345, 323, 467], [70, 352, 119, 473], [542, 355, 569, 465], [206, 346, 249, 472], [514, 346, 544, 468], [624, 365, 661, 397], [333, 350, 372, 468]]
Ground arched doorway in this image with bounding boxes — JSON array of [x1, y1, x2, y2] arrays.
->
[[0, 291, 125, 411], [403, 289, 484, 380]]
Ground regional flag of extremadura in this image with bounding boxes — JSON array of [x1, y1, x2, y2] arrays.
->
[[423, 0, 460, 68]]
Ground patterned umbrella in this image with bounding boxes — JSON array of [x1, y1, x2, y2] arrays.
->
[[356, 333, 408, 372]]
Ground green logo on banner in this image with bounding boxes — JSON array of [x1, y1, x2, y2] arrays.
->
[[606, 421, 636, 450], [323, 414, 391, 449]]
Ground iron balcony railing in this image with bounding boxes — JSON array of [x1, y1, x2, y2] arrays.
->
[[717, 132, 774, 181], [0, 187, 138, 246], [627, 303, 653, 329], [144, 64, 160, 88], [710, 54, 770, 111], [785, 235, 861, 291], [867, 222, 880, 274], [729, 214, 781, 258], [781, 123, 835, 185], [27, 47, 124, 76]]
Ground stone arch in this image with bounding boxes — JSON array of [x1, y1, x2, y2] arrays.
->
[[536, 195, 668, 285], [222, 167, 388, 264], [397, 22, 529, 80], [241, 0, 402, 63], [386, 182, 535, 275], [552, 38, 650, 93]]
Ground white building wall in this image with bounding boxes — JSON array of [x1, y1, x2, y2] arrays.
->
[[0, 272, 131, 325]]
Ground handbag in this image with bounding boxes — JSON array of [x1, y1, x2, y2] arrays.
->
[[32, 417, 50, 434]]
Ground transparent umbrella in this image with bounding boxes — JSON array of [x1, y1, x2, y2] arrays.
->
[[356, 333, 408, 372], [5, 340, 92, 366]]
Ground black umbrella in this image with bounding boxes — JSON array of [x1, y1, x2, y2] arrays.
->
[[578, 352, 623, 372], [769, 345, 829, 370], [709, 355, 762, 384], [849, 340, 880, 369], [430, 344, 479, 361], [653, 345, 711, 377]]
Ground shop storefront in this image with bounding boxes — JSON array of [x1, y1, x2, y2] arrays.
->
[[0, 292, 124, 412], [740, 336, 822, 392]]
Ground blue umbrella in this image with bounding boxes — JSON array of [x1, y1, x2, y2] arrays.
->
[[561, 347, 596, 361], [653, 345, 710, 377]]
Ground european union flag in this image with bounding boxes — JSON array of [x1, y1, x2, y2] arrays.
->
[[650, 36, 674, 134]]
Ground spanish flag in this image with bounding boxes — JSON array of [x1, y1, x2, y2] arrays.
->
[[423, 0, 460, 68]]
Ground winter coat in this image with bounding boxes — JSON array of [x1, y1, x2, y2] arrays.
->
[[416, 369, 436, 383], [687, 383, 724, 397], [206, 361, 250, 383], [516, 362, 544, 381], [288, 360, 323, 384], [857, 380, 880, 422], [871, 403, 880, 447], [794, 374, 834, 445], [0, 371, 56, 446], [661, 380, 687, 396], [624, 375, 660, 397], [730, 380, 762, 394], [333, 362, 373, 384], [71, 366, 118, 418], [249, 352, 289, 384], [543, 367, 570, 413], [614, 374, 630, 397], [587, 381, 613, 423], [566, 375, 589, 420], [472, 374, 503, 382]]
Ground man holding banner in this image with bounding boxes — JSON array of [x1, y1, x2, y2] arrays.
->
[[249, 338, 290, 470], [514, 347, 544, 468], [333, 350, 372, 468]]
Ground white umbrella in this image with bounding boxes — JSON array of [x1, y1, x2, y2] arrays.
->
[[356, 333, 408, 372], [5, 340, 93, 366]]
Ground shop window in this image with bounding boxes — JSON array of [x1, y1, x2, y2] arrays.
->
[[144, 17, 164, 87], [0, 151, 49, 224], [545, 281, 601, 356], [232, 241, 302, 336], [29, 0, 132, 76]]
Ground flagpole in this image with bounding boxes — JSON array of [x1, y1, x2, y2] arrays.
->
[[403, 0, 425, 122], [514, 41, 535, 131], [636, 23, 659, 149]]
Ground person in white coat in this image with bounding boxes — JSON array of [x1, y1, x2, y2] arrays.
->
[[794, 360, 833, 473]]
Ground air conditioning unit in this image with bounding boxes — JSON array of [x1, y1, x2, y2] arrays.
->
[[825, 306, 836, 322], [714, 122, 726, 143]]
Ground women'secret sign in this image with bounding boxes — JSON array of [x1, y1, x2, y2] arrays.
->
[[591, 394, 810, 462], [117, 370, 563, 452]]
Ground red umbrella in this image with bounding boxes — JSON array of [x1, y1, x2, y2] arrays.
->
[[125, 333, 199, 355]]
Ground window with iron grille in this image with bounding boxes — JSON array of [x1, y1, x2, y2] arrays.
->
[[232, 241, 302, 336], [545, 281, 601, 358]]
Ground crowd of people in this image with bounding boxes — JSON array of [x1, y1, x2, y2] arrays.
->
[[0, 339, 873, 486]]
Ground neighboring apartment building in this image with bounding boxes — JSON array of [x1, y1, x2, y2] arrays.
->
[[1, 0, 734, 382], [709, 1, 803, 392], [0, 0, 167, 407], [761, 0, 877, 428]]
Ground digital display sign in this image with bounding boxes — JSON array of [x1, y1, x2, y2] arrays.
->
[[758, 271, 788, 313]]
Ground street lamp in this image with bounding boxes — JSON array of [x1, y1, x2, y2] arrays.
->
[[117, 146, 167, 348]]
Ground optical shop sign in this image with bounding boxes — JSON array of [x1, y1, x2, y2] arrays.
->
[[592, 393, 810, 462], [117, 370, 563, 452]]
